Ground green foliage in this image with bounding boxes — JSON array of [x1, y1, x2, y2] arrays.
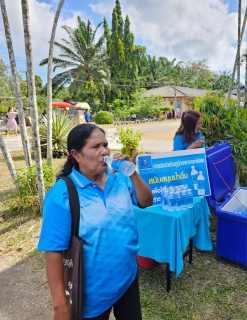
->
[[39, 16, 110, 107], [116, 127, 143, 157], [94, 110, 113, 124], [193, 94, 247, 186], [37, 96, 47, 111], [9, 164, 54, 214], [38, 112, 75, 158], [0, 105, 8, 113]]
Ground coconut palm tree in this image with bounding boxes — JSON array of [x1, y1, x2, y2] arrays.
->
[[46, 0, 66, 165], [40, 16, 110, 102], [140, 55, 168, 89], [226, 6, 247, 108], [237, 0, 242, 105], [21, 0, 45, 212], [0, 0, 32, 168]]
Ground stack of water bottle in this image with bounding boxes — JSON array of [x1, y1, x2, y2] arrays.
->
[[160, 185, 194, 211]]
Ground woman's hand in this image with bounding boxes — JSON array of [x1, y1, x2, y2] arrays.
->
[[189, 138, 204, 149], [112, 152, 138, 163], [110, 152, 138, 174]]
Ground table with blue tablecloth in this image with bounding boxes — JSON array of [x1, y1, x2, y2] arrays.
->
[[134, 196, 212, 279]]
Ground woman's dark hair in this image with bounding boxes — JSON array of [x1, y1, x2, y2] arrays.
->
[[174, 110, 201, 143], [56, 123, 105, 179]]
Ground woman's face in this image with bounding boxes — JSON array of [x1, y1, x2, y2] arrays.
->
[[195, 117, 202, 132], [72, 129, 110, 175]]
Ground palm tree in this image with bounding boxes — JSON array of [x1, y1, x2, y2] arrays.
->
[[40, 16, 110, 103], [161, 58, 184, 111], [237, 0, 242, 105], [21, 0, 45, 212], [226, 6, 247, 108], [0, 131, 18, 187], [46, 0, 66, 165], [0, 0, 32, 168], [140, 55, 168, 89]]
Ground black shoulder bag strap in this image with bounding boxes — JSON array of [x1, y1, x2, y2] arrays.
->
[[60, 176, 84, 320], [61, 176, 80, 237]]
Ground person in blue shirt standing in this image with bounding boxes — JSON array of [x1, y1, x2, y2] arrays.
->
[[84, 110, 91, 122], [37, 123, 153, 320], [173, 110, 205, 151]]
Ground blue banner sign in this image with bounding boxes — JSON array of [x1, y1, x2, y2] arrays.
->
[[137, 149, 211, 206]]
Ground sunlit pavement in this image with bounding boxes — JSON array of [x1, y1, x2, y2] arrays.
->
[[1, 121, 179, 154]]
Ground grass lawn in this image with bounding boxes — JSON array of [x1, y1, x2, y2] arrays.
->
[[0, 151, 247, 319]]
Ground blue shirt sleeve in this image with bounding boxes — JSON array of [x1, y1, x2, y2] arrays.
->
[[173, 134, 185, 151], [37, 179, 72, 251]]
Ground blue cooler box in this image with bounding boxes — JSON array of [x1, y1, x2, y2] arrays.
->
[[206, 141, 247, 266]]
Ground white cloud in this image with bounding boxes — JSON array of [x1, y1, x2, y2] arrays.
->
[[118, 0, 241, 74], [0, 0, 85, 80], [0, 0, 246, 82], [89, 1, 114, 16]]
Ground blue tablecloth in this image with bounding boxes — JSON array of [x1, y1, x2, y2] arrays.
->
[[134, 196, 212, 277]]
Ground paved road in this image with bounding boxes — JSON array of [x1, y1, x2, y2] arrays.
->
[[1, 121, 179, 153]]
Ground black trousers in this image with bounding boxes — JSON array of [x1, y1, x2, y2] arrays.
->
[[83, 275, 142, 320]]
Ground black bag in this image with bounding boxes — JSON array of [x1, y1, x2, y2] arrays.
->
[[61, 177, 84, 320]]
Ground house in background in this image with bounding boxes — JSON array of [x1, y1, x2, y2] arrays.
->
[[141, 85, 210, 111], [231, 86, 245, 95]]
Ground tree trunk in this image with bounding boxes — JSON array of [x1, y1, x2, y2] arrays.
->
[[245, 41, 247, 108], [0, 0, 32, 167], [225, 6, 247, 108], [173, 84, 177, 116], [0, 131, 18, 187], [21, 0, 45, 212], [237, 0, 241, 105], [46, 0, 66, 165]]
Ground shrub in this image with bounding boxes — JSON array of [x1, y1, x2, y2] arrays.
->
[[94, 111, 113, 124], [116, 127, 143, 158], [38, 112, 75, 158], [193, 95, 247, 186], [8, 163, 54, 214]]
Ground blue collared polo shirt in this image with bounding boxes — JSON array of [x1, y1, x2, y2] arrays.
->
[[38, 167, 139, 318], [173, 132, 205, 150]]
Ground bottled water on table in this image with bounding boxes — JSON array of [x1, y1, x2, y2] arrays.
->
[[181, 189, 188, 210], [175, 191, 182, 211], [167, 191, 176, 211], [187, 189, 194, 208], [161, 187, 169, 210], [104, 156, 135, 176]]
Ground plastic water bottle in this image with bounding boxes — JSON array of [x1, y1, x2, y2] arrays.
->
[[191, 166, 198, 190], [181, 189, 188, 209], [197, 171, 205, 196], [175, 191, 182, 211], [167, 191, 176, 211], [161, 187, 169, 210], [104, 156, 136, 176], [187, 189, 194, 208]]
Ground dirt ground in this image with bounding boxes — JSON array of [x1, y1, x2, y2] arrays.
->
[[0, 121, 178, 319]]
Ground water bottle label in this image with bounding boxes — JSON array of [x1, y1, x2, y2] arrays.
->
[[110, 159, 124, 172]]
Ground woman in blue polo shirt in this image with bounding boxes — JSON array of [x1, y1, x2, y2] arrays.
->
[[173, 110, 205, 151], [38, 123, 153, 320]]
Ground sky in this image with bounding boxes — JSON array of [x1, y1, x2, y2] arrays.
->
[[0, 0, 246, 84]]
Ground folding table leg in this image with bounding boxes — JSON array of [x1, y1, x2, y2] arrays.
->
[[166, 263, 171, 292], [189, 237, 193, 264]]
